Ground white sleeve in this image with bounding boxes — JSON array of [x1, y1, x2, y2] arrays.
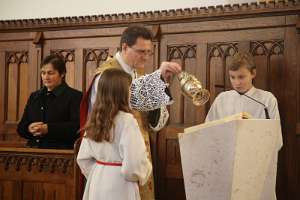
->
[[76, 137, 96, 178], [88, 74, 101, 114], [267, 94, 283, 149], [119, 115, 152, 186], [267, 94, 280, 120], [205, 96, 221, 122]]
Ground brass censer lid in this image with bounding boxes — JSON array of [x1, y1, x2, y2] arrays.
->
[[177, 71, 210, 106]]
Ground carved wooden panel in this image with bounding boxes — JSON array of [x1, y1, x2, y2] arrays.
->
[[250, 40, 284, 101], [50, 49, 75, 88], [0, 154, 73, 174], [83, 48, 109, 91], [5, 51, 29, 124], [157, 127, 185, 200], [168, 44, 204, 125], [207, 42, 238, 104], [0, 148, 76, 200], [2, 51, 29, 141]]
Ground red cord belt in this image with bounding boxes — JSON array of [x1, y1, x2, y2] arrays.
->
[[96, 160, 122, 166]]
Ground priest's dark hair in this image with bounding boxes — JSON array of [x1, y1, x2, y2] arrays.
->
[[120, 25, 153, 49]]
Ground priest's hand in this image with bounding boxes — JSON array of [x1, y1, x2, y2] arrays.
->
[[159, 61, 182, 82]]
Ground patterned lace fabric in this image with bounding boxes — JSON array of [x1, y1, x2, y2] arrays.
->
[[130, 70, 172, 112], [149, 105, 169, 131]]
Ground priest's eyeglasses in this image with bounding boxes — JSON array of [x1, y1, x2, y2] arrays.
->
[[130, 47, 153, 56]]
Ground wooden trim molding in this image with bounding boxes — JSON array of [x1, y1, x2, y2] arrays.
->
[[0, 1, 299, 32], [296, 15, 300, 33], [0, 147, 74, 174], [297, 123, 300, 135]]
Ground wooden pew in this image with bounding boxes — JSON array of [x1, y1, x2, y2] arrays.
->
[[0, 146, 80, 200]]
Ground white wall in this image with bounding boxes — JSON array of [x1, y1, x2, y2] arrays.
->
[[0, 0, 255, 20]]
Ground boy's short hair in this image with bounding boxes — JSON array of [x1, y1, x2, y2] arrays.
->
[[229, 52, 256, 72]]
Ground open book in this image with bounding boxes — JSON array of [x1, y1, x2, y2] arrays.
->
[[181, 112, 252, 136]]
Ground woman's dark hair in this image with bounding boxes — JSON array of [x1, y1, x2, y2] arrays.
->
[[84, 68, 132, 142], [120, 25, 153, 49], [41, 54, 66, 75]]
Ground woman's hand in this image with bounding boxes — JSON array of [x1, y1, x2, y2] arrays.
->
[[28, 122, 48, 136]]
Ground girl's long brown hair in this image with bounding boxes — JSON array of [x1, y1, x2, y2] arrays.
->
[[84, 68, 132, 142]]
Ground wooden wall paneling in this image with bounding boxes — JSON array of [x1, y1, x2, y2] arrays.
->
[[208, 38, 239, 97], [251, 42, 269, 90], [45, 36, 121, 49], [0, 51, 5, 137], [168, 44, 200, 125], [28, 40, 43, 99], [269, 53, 285, 101], [161, 15, 287, 36], [182, 44, 198, 125], [74, 48, 83, 91], [269, 41, 285, 102], [43, 183, 66, 200], [196, 43, 209, 123], [0, 180, 22, 200], [157, 126, 185, 200], [4, 51, 29, 141], [83, 48, 97, 92], [83, 48, 109, 91], [207, 43, 226, 103], [18, 52, 30, 126], [297, 14, 300, 137], [167, 44, 184, 124], [42, 27, 125, 41], [250, 40, 284, 92], [6, 53, 19, 123], [44, 35, 121, 92], [282, 25, 299, 200], [161, 19, 286, 45], [237, 41, 250, 54], [18, 62, 28, 127], [0, 32, 33, 42], [0, 148, 76, 200], [22, 182, 44, 199], [297, 17, 300, 198], [51, 49, 76, 88]]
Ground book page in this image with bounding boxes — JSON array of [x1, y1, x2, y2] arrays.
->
[[181, 112, 252, 136]]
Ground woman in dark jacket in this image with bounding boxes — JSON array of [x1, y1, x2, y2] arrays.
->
[[17, 55, 82, 149]]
